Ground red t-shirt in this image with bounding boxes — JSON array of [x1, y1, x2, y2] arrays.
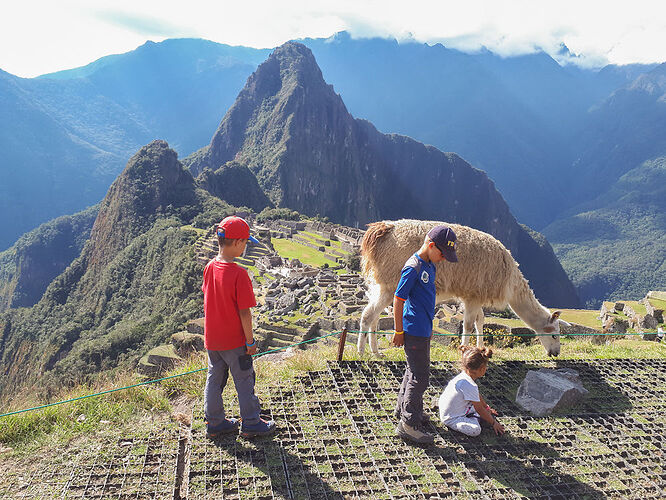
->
[[202, 259, 257, 351]]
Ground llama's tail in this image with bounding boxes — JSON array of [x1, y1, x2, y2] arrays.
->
[[361, 221, 393, 277]]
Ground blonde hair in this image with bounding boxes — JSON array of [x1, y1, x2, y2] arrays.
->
[[460, 345, 493, 371]]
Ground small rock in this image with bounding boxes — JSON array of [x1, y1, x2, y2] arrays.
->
[[77, 414, 86, 423], [516, 368, 588, 416]]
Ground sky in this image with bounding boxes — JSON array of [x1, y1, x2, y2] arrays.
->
[[2, 0, 665, 78]]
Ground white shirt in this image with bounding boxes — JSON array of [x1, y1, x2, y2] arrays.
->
[[438, 371, 480, 423]]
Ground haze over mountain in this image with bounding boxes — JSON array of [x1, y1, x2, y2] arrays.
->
[[0, 39, 268, 250], [1, 34, 663, 304], [543, 63, 666, 306]]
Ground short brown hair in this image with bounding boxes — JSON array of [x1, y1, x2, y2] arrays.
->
[[460, 345, 493, 371], [217, 236, 244, 247]]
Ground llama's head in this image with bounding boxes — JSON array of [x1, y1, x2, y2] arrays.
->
[[538, 311, 569, 356]]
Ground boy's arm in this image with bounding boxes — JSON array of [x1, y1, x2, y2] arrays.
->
[[392, 261, 417, 347], [239, 308, 256, 355], [391, 296, 405, 347]]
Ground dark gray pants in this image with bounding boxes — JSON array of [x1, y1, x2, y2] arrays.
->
[[204, 346, 261, 428], [396, 334, 431, 427]]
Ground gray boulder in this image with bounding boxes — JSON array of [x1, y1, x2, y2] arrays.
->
[[516, 368, 588, 416]]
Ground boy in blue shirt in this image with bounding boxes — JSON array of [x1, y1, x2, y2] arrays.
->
[[392, 224, 458, 445]]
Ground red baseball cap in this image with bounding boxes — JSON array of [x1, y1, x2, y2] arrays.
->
[[217, 216, 260, 244]]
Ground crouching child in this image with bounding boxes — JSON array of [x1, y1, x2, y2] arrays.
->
[[439, 346, 505, 437]]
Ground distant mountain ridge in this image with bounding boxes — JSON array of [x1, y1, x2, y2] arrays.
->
[[0, 39, 268, 250], [1, 34, 662, 303], [185, 42, 579, 307]]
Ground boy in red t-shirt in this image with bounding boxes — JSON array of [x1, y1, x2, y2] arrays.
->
[[202, 216, 275, 438]]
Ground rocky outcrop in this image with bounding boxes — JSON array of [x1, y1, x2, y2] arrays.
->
[[196, 161, 272, 213]]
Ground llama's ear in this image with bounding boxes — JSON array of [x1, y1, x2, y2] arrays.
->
[[550, 311, 561, 323]]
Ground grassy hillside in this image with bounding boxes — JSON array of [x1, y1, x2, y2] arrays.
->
[[545, 157, 666, 307]]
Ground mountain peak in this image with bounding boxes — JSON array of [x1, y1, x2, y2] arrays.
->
[[86, 140, 196, 271], [186, 41, 343, 183]]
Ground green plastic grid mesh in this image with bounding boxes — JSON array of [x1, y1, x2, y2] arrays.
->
[[4, 358, 666, 498]]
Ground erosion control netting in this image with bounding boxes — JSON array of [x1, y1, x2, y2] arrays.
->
[[6, 425, 180, 499], [188, 359, 666, 499], [6, 359, 666, 499]]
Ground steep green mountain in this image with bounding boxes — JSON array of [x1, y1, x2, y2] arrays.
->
[[545, 157, 666, 307], [567, 63, 666, 202], [185, 42, 579, 307], [195, 161, 273, 213], [299, 33, 655, 228], [0, 141, 232, 398], [543, 65, 666, 305], [0, 39, 267, 250], [2, 35, 659, 306], [0, 206, 98, 312], [2, 35, 654, 250]]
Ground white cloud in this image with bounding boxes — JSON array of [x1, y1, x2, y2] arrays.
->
[[1, 0, 664, 77]]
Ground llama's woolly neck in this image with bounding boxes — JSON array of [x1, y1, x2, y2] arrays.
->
[[509, 274, 551, 331]]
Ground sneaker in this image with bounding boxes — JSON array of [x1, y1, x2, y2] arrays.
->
[[206, 417, 239, 438], [241, 418, 276, 438], [396, 421, 435, 445]]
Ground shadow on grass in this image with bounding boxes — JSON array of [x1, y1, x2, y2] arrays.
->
[[196, 431, 345, 499], [430, 359, 634, 417], [427, 426, 605, 498]]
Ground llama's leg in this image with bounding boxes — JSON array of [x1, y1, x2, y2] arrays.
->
[[474, 308, 485, 348], [359, 286, 393, 355], [462, 302, 481, 346], [369, 289, 394, 355]]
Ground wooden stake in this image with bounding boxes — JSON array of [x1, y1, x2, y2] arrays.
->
[[336, 327, 348, 362]]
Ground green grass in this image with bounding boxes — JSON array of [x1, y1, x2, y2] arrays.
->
[[623, 300, 648, 316], [487, 309, 602, 330], [558, 309, 602, 329], [2, 335, 664, 458], [0, 376, 170, 452], [648, 297, 666, 311], [271, 238, 333, 268], [484, 317, 528, 328]]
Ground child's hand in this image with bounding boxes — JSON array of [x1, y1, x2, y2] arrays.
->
[[391, 332, 405, 347], [246, 344, 257, 355], [492, 419, 505, 435]]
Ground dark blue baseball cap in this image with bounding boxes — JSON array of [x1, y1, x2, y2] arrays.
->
[[428, 225, 458, 262]]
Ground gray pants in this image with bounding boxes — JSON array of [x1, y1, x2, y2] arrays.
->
[[204, 346, 261, 428], [395, 334, 431, 427]]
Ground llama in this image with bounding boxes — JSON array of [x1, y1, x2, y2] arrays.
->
[[359, 219, 568, 357]]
